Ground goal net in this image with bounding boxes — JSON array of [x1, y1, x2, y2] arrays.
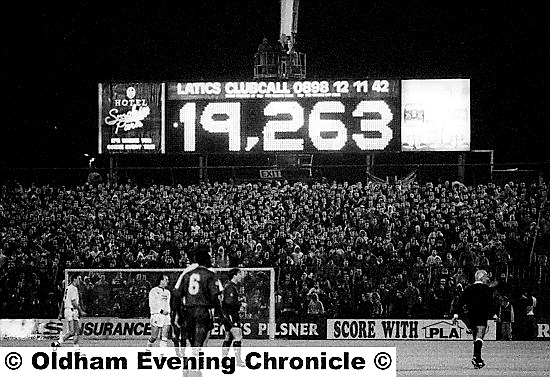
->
[[65, 267, 276, 340]]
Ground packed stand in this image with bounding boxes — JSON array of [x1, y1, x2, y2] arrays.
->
[[1, 179, 549, 321]]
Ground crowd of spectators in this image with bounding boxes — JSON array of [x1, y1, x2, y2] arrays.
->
[[1, 177, 549, 321]]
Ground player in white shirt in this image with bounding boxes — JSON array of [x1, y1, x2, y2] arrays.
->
[[148, 274, 171, 347], [52, 273, 86, 347]]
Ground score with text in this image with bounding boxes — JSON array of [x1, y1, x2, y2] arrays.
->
[[166, 99, 400, 153]]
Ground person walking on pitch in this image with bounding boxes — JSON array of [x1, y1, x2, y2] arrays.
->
[[452, 270, 498, 369]]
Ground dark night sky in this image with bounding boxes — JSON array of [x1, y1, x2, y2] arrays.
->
[[2, 0, 546, 168]]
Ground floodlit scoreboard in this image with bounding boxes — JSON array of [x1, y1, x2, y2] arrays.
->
[[166, 79, 400, 153], [98, 79, 470, 154]]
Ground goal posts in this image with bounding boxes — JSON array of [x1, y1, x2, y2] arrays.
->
[[65, 267, 276, 340]]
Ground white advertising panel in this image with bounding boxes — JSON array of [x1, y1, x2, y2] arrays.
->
[[401, 79, 470, 151]]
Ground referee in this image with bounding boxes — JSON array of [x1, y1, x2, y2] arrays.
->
[[452, 270, 499, 369]]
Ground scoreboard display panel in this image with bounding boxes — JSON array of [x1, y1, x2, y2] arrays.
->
[[164, 79, 401, 153], [98, 79, 471, 154]]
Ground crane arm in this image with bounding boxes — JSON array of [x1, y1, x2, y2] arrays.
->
[[280, 0, 299, 44]]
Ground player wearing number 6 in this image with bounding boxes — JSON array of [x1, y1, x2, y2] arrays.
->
[[147, 274, 171, 347], [173, 247, 223, 348]]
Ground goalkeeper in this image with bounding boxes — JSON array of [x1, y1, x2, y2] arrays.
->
[[220, 268, 245, 366], [52, 273, 86, 348], [147, 274, 171, 347]]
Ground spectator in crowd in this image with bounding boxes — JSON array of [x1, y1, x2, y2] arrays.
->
[[443, 252, 458, 273], [256, 37, 273, 68], [450, 283, 464, 318], [427, 278, 452, 318], [378, 283, 391, 316], [356, 292, 373, 318], [277, 34, 289, 55], [516, 288, 537, 340], [404, 280, 422, 318], [93, 274, 110, 311], [370, 289, 383, 318], [477, 252, 490, 270], [257, 37, 272, 54], [426, 250, 442, 267], [391, 290, 408, 318], [307, 293, 325, 315], [497, 295, 514, 340]]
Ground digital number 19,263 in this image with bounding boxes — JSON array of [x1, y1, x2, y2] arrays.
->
[[173, 100, 394, 152]]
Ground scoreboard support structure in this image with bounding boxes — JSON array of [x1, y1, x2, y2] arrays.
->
[[471, 149, 494, 182]]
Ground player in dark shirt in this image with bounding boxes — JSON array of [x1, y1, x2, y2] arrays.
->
[[452, 270, 499, 369], [170, 279, 191, 355], [173, 247, 223, 348], [221, 268, 245, 366]]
